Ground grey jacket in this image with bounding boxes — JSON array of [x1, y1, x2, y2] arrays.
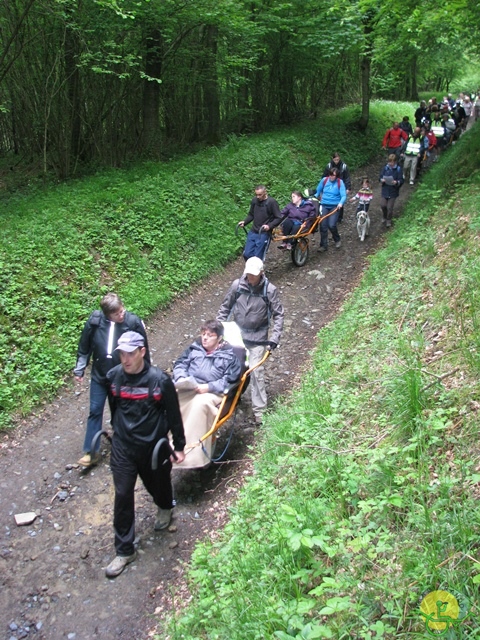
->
[[173, 339, 242, 395], [217, 274, 284, 346]]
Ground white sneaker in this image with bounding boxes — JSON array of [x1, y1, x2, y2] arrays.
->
[[154, 508, 172, 531]]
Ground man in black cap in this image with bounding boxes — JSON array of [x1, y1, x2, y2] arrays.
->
[[104, 331, 185, 578]]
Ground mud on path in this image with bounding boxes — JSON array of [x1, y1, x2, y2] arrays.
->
[[0, 156, 414, 640]]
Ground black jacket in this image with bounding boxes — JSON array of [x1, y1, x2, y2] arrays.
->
[[74, 310, 150, 383], [322, 161, 352, 191], [243, 196, 283, 233], [107, 363, 185, 452]]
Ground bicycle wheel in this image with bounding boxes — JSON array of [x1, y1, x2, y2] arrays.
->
[[291, 238, 309, 267]]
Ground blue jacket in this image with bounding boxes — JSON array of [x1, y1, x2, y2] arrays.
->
[[379, 163, 404, 199], [314, 177, 347, 206]]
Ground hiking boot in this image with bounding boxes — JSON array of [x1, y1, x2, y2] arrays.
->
[[105, 551, 137, 578], [78, 452, 101, 468], [386, 220, 392, 228], [335, 240, 342, 249], [254, 414, 263, 425], [317, 246, 327, 252], [154, 508, 172, 531]]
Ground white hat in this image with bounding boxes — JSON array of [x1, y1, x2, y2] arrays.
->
[[244, 257, 264, 276]]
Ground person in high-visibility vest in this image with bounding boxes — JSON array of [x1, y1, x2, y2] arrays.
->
[[402, 127, 424, 186]]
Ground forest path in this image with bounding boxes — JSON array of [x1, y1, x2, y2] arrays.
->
[[1, 155, 415, 640]]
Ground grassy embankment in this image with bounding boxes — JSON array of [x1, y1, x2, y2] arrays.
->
[[158, 125, 480, 637], [0, 101, 401, 427]]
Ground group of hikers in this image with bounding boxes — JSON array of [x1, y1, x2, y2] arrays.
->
[[240, 93, 477, 255], [75, 257, 284, 577], [73, 93, 476, 578]]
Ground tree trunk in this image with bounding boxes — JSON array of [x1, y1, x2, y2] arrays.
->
[[358, 12, 374, 131], [358, 53, 370, 131], [64, 20, 82, 172], [203, 24, 220, 145], [142, 28, 163, 154]]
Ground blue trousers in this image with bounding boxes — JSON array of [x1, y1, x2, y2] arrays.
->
[[243, 230, 271, 260], [319, 205, 340, 249], [82, 378, 112, 453]]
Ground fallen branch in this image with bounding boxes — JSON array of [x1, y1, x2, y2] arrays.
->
[[421, 367, 460, 392]]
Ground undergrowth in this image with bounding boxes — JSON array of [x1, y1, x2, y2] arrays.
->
[[158, 125, 480, 637], [0, 101, 406, 427]]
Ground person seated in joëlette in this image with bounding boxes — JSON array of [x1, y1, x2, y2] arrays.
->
[[278, 191, 317, 250], [172, 319, 241, 468]]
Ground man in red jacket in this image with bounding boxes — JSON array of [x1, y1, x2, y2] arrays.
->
[[382, 122, 408, 160]]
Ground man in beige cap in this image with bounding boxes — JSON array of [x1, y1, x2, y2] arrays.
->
[[217, 258, 284, 424]]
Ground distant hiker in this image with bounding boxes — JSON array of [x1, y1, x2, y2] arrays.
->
[[379, 154, 404, 227], [314, 167, 347, 251], [74, 292, 149, 468], [105, 331, 185, 578], [475, 94, 480, 121], [415, 100, 427, 126], [322, 152, 351, 222], [453, 100, 467, 130], [399, 116, 413, 136], [217, 257, 284, 425], [382, 122, 408, 160], [421, 124, 437, 168], [402, 127, 424, 185], [237, 185, 283, 260], [350, 177, 373, 213]]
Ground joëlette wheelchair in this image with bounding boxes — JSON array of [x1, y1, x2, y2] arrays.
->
[[89, 326, 271, 471], [272, 197, 340, 266], [152, 326, 271, 469], [236, 196, 339, 267], [156, 353, 270, 469]]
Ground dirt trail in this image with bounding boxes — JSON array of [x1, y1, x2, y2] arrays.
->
[[0, 156, 413, 639]]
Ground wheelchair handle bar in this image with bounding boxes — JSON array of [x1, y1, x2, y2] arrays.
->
[[151, 437, 178, 471]]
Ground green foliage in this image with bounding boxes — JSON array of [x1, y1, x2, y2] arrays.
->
[[158, 123, 480, 637]]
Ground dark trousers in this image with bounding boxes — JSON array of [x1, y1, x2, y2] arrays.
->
[[380, 196, 397, 221], [110, 436, 173, 556], [319, 205, 340, 248], [387, 146, 403, 160], [282, 219, 301, 236]]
